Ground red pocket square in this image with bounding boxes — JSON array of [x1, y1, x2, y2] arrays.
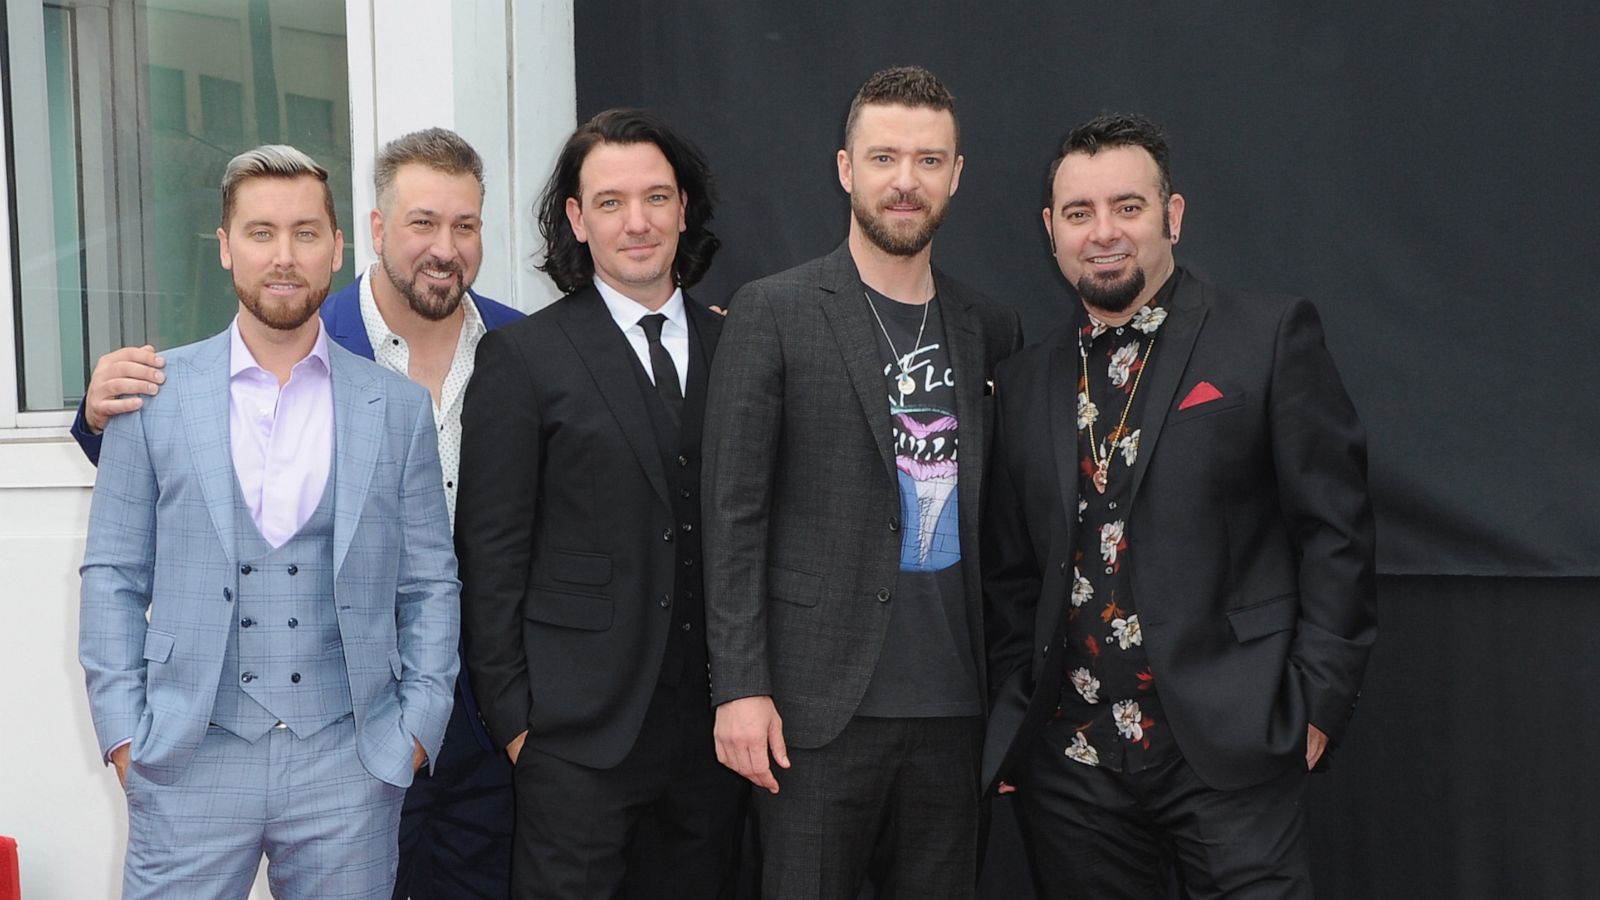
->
[[1178, 381, 1224, 410]]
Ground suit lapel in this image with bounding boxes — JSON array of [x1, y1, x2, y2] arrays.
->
[[330, 345, 384, 575], [1048, 335, 1082, 524], [817, 246, 898, 485], [1125, 272, 1208, 512], [557, 288, 674, 511], [679, 297, 721, 455], [179, 331, 240, 563], [939, 277, 985, 549]]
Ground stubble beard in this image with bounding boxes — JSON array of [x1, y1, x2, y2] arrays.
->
[[853, 190, 947, 257], [236, 276, 330, 332]]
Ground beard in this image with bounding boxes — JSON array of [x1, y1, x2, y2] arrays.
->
[[1076, 266, 1146, 316], [235, 276, 329, 332], [381, 254, 470, 322], [852, 189, 947, 257]]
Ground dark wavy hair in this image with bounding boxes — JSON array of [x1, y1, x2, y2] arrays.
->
[[536, 108, 720, 293], [1045, 113, 1174, 209]]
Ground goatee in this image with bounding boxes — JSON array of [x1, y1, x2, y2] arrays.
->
[[1076, 267, 1146, 316]]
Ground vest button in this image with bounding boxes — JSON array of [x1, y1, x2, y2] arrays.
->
[[662, 528, 674, 542], [681, 622, 692, 632], [680, 488, 691, 499], [876, 588, 891, 603], [682, 557, 694, 567], [290, 673, 301, 684], [241, 672, 256, 683], [660, 595, 671, 608], [287, 618, 298, 628], [287, 565, 298, 576], [681, 522, 693, 533], [241, 618, 254, 628], [677, 454, 688, 467]]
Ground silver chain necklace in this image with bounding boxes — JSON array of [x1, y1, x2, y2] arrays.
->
[[863, 289, 930, 397]]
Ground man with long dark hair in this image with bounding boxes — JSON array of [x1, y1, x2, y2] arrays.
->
[[702, 67, 1023, 898], [455, 109, 745, 899]]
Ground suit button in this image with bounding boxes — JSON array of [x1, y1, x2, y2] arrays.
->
[[680, 488, 692, 499], [287, 565, 298, 575], [240, 564, 252, 575], [1059, 561, 1067, 573], [241, 618, 254, 628], [682, 558, 694, 567], [662, 528, 674, 542], [241, 672, 256, 683], [681, 622, 692, 632], [677, 454, 688, 467], [681, 522, 693, 533], [223, 588, 233, 602], [290, 673, 301, 684], [661, 594, 672, 608], [888, 517, 900, 533], [287, 618, 298, 628], [876, 588, 891, 603]]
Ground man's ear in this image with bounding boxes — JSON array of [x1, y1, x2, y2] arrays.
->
[[948, 154, 964, 198], [217, 226, 233, 270], [837, 149, 853, 195], [565, 196, 589, 243], [370, 207, 386, 256], [1167, 192, 1186, 243]]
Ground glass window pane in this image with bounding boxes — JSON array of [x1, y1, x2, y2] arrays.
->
[[7, 0, 351, 412]]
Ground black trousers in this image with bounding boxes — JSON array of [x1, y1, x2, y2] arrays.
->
[[393, 695, 516, 900], [756, 715, 984, 900], [1017, 731, 1312, 900], [510, 678, 748, 900]]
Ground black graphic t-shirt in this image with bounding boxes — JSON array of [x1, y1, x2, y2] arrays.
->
[[856, 287, 981, 717]]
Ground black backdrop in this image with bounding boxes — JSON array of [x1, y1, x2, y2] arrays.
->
[[574, 3, 1600, 896]]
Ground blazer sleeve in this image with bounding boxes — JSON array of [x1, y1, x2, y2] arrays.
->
[[1269, 298, 1378, 743], [71, 400, 104, 467], [455, 328, 542, 749], [78, 404, 157, 758], [393, 391, 462, 766], [701, 283, 787, 706]]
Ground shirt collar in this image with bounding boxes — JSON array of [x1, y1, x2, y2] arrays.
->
[[594, 276, 686, 334], [229, 315, 331, 379], [1078, 267, 1181, 346]]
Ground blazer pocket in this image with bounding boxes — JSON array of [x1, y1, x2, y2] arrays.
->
[[1226, 593, 1298, 643], [767, 565, 823, 608], [1169, 392, 1247, 425], [525, 587, 614, 631], [545, 549, 613, 586], [142, 630, 175, 663]]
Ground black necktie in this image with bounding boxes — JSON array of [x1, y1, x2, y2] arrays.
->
[[638, 313, 683, 427]]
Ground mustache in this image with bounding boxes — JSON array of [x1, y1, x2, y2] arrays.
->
[[880, 190, 927, 211], [417, 258, 464, 277]]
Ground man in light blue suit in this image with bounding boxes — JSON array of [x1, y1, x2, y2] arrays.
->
[[79, 144, 460, 900]]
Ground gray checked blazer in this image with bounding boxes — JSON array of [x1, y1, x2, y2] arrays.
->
[[79, 328, 461, 788], [702, 242, 1023, 749]]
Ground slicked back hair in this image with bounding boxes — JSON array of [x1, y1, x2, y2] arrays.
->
[[374, 127, 486, 212], [843, 65, 959, 152], [220, 144, 337, 231], [1046, 113, 1174, 208], [536, 108, 720, 294]]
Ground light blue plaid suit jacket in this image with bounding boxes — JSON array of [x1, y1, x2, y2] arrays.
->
[[79, 328, 460, 788]]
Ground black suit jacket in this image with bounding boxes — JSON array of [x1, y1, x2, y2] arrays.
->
[[455, 286, 722, 768], [703, 243, 1024, 749], [982, 269, 1376, 793]]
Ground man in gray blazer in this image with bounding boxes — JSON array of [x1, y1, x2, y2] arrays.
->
[[703, 67, 1023, 898], [79, 145, 460, 900]]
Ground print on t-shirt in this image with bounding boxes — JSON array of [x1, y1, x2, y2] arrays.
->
[[885, 342, 959, 573]]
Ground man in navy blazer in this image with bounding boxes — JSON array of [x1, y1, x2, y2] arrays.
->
[[73, 129, 523, 900], [81, 144, 460, 899]]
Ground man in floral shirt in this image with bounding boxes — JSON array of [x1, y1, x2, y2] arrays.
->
[[982, 114, 1376, 897]]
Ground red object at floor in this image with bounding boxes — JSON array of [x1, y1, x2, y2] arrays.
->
[[0, 835, 18, 900]]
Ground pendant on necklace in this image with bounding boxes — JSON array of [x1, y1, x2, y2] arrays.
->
[[897, 372, 917, 395], [1092, 462, 1109, 494]]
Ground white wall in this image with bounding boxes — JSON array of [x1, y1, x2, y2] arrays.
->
[[0, 1, 573, 896]]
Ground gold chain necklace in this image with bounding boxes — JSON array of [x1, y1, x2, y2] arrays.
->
[[1079, 331, 1156, 494]]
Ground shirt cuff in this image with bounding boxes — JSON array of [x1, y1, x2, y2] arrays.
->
[[104, 738, 132, 766]]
